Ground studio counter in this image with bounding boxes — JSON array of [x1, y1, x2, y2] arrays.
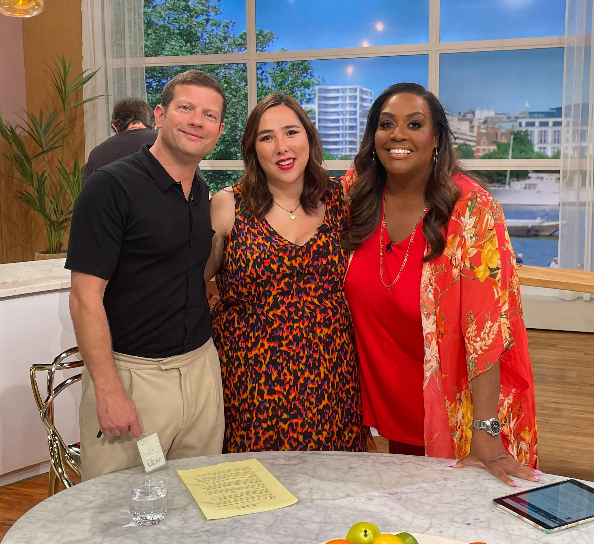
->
[[0, 259, 78, 484]]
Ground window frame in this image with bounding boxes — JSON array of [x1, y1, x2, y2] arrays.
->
[[139, 0, 564, 173]]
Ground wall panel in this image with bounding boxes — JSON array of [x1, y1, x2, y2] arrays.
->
[[0, 0, 83, 263]]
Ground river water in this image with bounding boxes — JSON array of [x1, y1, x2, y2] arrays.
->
[[502, 205, 559, 267]]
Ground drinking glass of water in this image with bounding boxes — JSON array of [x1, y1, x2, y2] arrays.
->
[[129, 475, 167, 525]]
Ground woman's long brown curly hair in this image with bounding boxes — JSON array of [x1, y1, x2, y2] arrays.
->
[[239, 94, 329, 218], [342, 83, 470, 261]]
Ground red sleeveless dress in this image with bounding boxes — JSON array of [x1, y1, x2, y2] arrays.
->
[[344, 218, 426, 446]]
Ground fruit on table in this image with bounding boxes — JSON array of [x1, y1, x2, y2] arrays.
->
[[325, 540, 351, 544], [346, 522, 382, 544], [372, 534, 404, 544], [395, 532, 419, 544]]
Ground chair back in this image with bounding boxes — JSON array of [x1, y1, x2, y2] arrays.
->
[[30, 347, 82, 495]]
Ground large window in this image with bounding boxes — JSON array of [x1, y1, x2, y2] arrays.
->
[[142, 0, 566, 266], [255, 0, 429, 50]]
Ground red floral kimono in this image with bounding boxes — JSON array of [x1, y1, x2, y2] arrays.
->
[[345, 170, 538, 467]]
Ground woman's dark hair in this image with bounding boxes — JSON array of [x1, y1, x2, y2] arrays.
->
[[240, 94, 329, 218], [342, 82, 468, 261]]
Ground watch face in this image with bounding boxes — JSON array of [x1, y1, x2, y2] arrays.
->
[[489, 419, 502, 435]]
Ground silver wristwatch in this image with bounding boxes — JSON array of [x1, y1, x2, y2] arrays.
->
[[472, 417, 502, 437]]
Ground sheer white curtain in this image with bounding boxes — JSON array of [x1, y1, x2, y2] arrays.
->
[[81, 0, 147, 158], [560, 0, 594, 273]]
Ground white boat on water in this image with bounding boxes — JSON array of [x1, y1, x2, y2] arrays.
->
[[506, 218, 559, 237], [489, 173, 559, 206]]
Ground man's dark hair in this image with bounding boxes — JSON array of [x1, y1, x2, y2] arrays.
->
[[160, 70, 227, 123], [111, 98, 153, 132]]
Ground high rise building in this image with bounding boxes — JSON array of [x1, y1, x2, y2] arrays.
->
[[517, 107, 563, 157], [310, 86, 373, 159]]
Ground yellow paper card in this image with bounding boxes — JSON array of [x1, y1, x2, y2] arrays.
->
[[177, 458, 298, 520]]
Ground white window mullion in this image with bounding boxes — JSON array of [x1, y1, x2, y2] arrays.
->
[[461, 159, 561, 170], [428, 0, 440, 95], [438, 35, 565, 53], [246, 0, 257, 113], [136, 36, 565, 71], [200, 160, 244, 170], [199, 159, 562, 172]]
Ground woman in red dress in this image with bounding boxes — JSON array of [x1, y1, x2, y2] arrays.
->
[[342, 83, 540, 486]]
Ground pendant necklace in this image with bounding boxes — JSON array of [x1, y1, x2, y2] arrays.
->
[[273, 200, 301, 220]]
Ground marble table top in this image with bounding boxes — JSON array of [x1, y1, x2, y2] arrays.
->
[[0, 259, 70, 299], [4, 451, 594, 544]]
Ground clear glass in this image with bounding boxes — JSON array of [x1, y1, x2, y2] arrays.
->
[[440, 0, 566, 42], [258, 55, 428, 159], [146, 64, 247, 161], [256, 0, 429, 51], [468, 170, 560, 267], [129, 476, 167, 526], [441, 48, 564, 159], [0, 0, 43, 18], [143, 0, 246, 56]]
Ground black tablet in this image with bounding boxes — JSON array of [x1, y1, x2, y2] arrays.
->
[[493, 479, 594, 533]]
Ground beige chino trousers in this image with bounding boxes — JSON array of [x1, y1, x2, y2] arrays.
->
[[80, 339, 225, 481]]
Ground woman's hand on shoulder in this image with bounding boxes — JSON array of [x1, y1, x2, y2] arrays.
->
[[451, 432, 542, 486], [340, 168, 357, 201]]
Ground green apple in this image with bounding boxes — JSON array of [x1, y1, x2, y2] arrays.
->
[[346, 522, 381, 544], [395, 533, 419, 544]]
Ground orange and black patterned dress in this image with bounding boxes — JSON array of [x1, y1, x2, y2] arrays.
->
[[212, 179, 366, 453]]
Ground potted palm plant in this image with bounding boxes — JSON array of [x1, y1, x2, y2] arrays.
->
[[0, 55, 100, 259]]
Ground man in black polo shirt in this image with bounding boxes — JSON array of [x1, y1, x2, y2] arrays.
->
[[83, 98, 158, 183], [67, 70, 226, 481]]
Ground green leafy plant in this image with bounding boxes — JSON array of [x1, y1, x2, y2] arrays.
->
[[0, 55, 100, 254]]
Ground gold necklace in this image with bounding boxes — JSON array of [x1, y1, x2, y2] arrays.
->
[[273, 200, 301, 220], [379, 193, 428, 289]]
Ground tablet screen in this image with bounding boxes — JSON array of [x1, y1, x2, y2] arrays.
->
[[494, 479, 594, 531]]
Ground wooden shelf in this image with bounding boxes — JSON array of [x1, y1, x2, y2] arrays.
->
[[518, 265, 594, 294]]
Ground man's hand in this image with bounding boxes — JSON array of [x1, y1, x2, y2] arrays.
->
[[96, 388, 142, 438]]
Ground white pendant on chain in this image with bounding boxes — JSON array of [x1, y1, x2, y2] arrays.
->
[[290, 213, 296, 220]]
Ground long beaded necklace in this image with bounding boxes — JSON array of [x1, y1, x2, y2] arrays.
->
[[379, 191, 428, 289]]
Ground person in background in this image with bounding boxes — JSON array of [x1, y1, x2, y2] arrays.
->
[[342, 83, 540, 486], [67, 71, 226, 480], [205, 94, 367, 454], [516, 253, 523, 265], [549, 257, 559, 268], [83, 98, 157, 183]]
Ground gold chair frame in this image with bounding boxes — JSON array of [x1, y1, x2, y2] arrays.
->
[[30, 347, 83, 496]]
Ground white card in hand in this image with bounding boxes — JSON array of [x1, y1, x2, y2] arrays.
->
[[137, 433, 166, 473]]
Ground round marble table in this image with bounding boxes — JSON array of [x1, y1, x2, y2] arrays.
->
[[4, 451, 594, 544]]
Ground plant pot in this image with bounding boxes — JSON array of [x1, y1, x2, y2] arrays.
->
[[34, 251, 68, 261]]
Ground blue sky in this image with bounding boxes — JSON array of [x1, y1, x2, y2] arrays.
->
[[217, 0, 565, 114]]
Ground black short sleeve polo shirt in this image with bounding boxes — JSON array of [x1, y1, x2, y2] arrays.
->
[[66, 145, 214, 358]]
